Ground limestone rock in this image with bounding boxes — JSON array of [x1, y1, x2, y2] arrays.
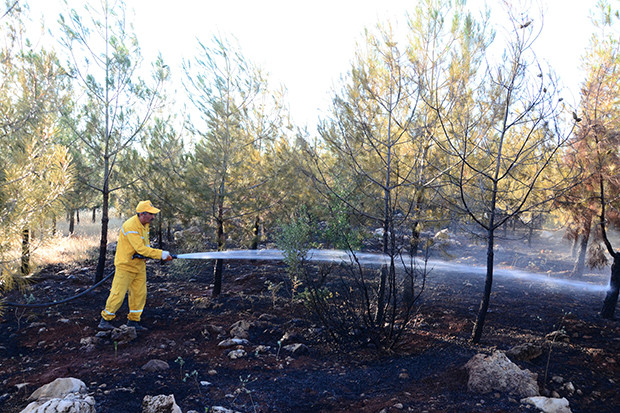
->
[[28, 377, 87, 401], [464, 351, 539, 398], [20, 393, 95, 413], [228, 349, 247, 359], [111, 324, 138, 344], [506, 342, 544, 361], [546, 330, 570, 343], [283, 343, 309, 356], [521, 396, 572, 413], [561, 382, 575, 396], [142, 359, 170, 372], [141, 394, 182, 413], [230, 320, 252, 339], [280, 331, 305, 344], [211, 407, 242, 413], [218, 338, 249, 348]]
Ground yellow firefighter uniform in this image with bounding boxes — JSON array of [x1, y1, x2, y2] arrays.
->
[[101, 201, 164, 322]]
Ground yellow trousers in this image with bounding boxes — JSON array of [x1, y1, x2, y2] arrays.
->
[[101, 268, 147, 322]]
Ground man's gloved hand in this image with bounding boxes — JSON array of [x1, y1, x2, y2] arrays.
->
[[161, 251, 173, 261]]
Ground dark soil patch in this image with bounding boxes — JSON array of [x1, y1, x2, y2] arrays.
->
[[1, 231, 619, 412]]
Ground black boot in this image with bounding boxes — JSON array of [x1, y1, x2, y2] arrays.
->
[[127, 320, 148, 331], [98, 318, 114, 330]]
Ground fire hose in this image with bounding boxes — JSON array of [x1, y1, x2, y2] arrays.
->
[[2, 269, 116, 308], [3, 253, 176, 308], [2, 249, 384, 309]]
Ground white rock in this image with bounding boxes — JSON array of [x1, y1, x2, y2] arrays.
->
[[228, 349, 247, 359], [211, 406, 242, 413], [28, 378, 87, 401], [218, 338, 249, 348], [521, 396, 572, 413], [464, 351, 539, 398], [551, 376, 564, 384], [561, 382, 575, 395], [20, 394, 95, 413], [142, 394, 182, 413]]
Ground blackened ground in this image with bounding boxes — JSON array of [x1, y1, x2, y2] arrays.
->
[[0, 231, 619, 413]]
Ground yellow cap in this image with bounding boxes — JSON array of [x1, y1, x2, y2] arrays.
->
[[136, 200, 160, 214]]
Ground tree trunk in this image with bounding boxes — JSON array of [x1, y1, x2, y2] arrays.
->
[[375, 216, 390, 325], [472, 227, 495, 344], [69, 209, 75, 234], [572, 226, 590, 277], [250, 215, 260, 250], [76, 208, 80, 224], [601, 254, 619, 319], [212, 205, 225, 296], [409, 189, 425, 256], [410, 220, 420, 256], [571, 235, 580, 258], [21, 227, 30, 275], [92, 207, 96, 223], [95, 189, 110, 283]]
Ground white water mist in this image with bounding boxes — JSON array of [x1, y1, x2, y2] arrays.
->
[[175, 249, 609, 293]]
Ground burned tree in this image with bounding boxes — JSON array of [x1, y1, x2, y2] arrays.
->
[[428, 5, 577, 343]]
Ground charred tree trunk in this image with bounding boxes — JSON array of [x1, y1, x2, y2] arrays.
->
[[410, 220, 421, 256], [409, 189, 425, 256], [95, 182, 110, 283], [601, 254, 619, 319], [212, 203, 225, 296], [375, 215, 390, 326], [472, 226, 495, 344], [21, 227, 30, 275], [250, 215, 260, 250], [92, 207, 97, 223], [69, 209, 75, 234]]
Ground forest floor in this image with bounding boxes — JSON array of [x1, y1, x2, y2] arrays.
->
[[0, 229, 619, 413]]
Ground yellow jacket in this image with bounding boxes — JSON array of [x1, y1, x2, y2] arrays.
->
[[114, 214, 163, 273]]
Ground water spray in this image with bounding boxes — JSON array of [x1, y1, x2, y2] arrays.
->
[[4, 248, 609, 309], [166, 248, 608, 293]]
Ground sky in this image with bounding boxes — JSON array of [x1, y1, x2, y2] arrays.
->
[[24, 0, 598, 129]]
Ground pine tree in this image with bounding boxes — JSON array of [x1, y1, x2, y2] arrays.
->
[[429, 3, 578, 343], [0, 3, 73, 289], [58, 0, 169, 282], [183, 35, 287, 295]]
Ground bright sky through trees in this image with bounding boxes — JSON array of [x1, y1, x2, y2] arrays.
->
[[26, 0, 595, 128]]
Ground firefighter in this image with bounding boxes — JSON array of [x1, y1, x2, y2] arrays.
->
[[98, 200, 173, 331]]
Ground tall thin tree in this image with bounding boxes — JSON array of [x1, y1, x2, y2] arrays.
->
[[428, 3, 578, 343], [183, 35, 286, 295], [58, 0, 169, 282]]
